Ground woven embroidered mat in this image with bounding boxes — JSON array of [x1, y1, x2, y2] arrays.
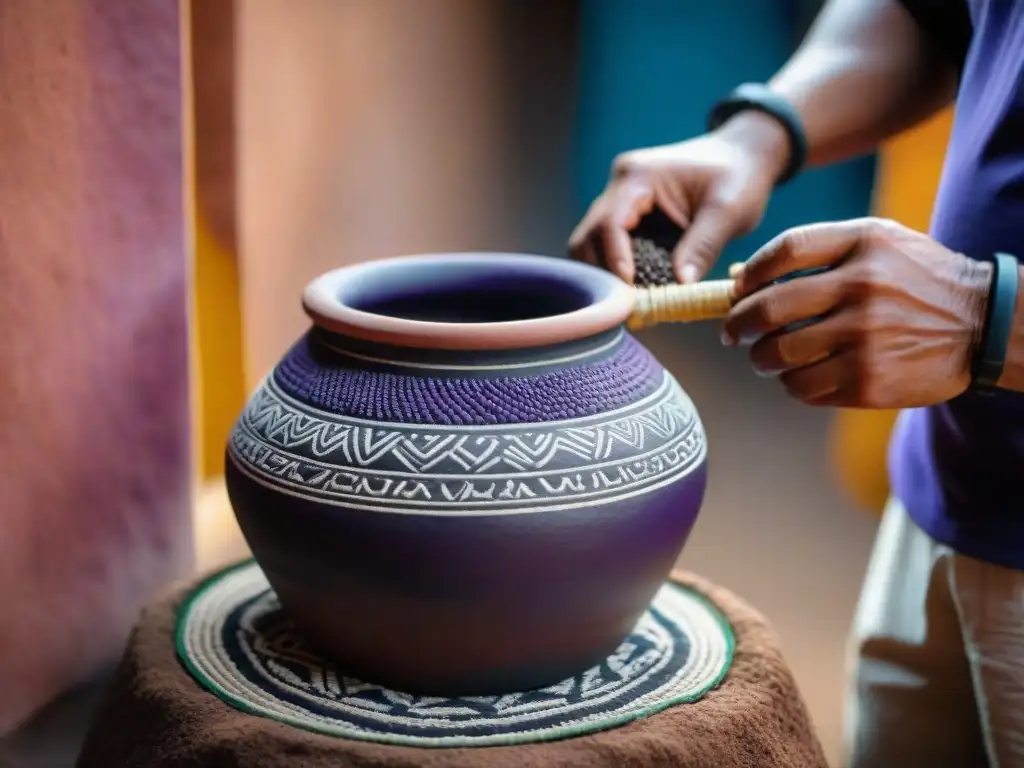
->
[[76, 563, 828, 767], [174, 560, 732, 748]]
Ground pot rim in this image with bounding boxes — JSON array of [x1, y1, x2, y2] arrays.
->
[[301, 252, 635, 351]]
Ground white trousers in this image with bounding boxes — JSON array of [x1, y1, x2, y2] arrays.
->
[[844, 498, 1024, 767]]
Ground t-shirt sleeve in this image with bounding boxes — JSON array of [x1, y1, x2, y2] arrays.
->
[[895, 0, 973, 71]]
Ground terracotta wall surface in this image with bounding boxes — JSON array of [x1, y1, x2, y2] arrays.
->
[[0, 0, 193, 733], [237, 0, 579, 383], [239, 0, 502, 381]]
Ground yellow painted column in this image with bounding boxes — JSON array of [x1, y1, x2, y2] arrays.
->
[[829, 109, 954, 514], [188, 0, 246, 481], [192, 210, 245, 479], [187, 0, 252, 570]]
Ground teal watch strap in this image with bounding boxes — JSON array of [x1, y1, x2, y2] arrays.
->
[[973, 252, 1019, 390], [707, 83, 808, 185]]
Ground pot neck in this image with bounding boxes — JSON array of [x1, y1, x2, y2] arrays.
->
[[308, 325, 627, 379], [302, 253, 635, 353]]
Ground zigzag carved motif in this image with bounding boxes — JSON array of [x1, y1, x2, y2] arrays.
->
[[241, 378, 698, 476]]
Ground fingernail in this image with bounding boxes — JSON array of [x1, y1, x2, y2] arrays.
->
[[680, 264, 700, 284], [720, 330, 734, 347]]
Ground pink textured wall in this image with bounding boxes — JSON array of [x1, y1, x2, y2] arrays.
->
[[0, 0, 193, 732]]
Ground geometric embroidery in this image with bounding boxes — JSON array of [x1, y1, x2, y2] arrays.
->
[[228, 372, 706, 514], [176, 561, 734, 748]]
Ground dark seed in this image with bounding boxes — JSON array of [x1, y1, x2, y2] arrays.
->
[[632, 237, 676, 287]]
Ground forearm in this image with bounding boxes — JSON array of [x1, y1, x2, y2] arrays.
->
[[716, 0, 958, 174]]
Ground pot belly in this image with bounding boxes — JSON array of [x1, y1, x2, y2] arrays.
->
[[226, 455, 705, 695], [225, 366, 706, 695]]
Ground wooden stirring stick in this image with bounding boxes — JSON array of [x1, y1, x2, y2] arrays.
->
[[627, 263, 744, 331]]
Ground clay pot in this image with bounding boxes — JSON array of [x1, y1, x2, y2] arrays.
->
[[225, 253, 708, 696]]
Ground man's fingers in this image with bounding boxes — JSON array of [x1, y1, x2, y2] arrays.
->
[[569, 199, 604, 265], [736, 220, 866, 297], [779, 349, 854, 405], [597, 220, 638, 284], [747, 311, 848, 375], [569, 182, 653, 283], [722, 268, 843, 345], [671, 203, 742, 284], [600, 181, 654, 283]]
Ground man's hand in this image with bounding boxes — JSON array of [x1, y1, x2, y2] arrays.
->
[[722, 218, 993, 408], [569, 112, 790, 285]]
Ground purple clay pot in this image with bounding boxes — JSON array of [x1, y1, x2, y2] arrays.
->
[[225, 253, 708, 696]]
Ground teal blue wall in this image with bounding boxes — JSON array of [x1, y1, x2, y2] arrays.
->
[[574, 0, 875, 278]]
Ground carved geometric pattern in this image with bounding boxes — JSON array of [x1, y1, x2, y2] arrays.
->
[[228, 372, 706, 514]]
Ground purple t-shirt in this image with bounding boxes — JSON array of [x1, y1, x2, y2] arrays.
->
[[889, 0, 1024, 568]]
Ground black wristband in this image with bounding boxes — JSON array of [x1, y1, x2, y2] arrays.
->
[[706, 83, 808, 185], [972, 252, 1019, 390]]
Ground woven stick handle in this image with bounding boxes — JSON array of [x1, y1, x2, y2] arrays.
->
[[626, 263, 745, 331]]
